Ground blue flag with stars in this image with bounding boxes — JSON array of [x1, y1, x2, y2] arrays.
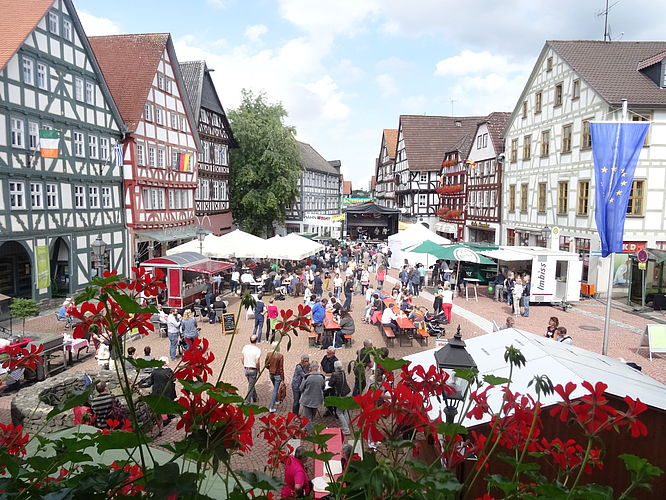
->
[[591, 121, 650, 257]]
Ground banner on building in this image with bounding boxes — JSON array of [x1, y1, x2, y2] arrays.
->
[[39, 129, 59, 158], [591, 121, 650, 257], [303, 213, 343, 227], [331, 213, 345, 221], [36, 245, 51, 289], [342, 198, 372, 208]]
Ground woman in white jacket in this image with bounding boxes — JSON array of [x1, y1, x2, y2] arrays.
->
[[512, 277, 524, 316]]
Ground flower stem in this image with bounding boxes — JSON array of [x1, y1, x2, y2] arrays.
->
[[565, 438, 593, 499]]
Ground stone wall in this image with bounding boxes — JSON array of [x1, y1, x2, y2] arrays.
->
[[11, 369, 154, 434]]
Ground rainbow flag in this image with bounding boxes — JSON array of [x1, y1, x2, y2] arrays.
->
[[465, 160, 476, 168], [178, 153, 192, 172], [39, 129, 59, 158]]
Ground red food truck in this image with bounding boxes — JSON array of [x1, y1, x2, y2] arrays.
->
[[141, 252, 233, 309]]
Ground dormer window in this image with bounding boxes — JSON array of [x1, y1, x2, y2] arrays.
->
[[454, 120, 462, 127], [662, 61, 666, 87]]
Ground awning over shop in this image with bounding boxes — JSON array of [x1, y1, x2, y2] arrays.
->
[[142, 252, 233, 274], [136, 228, 202, 243], [184, 260, 233, 274], [480, 248, 533, 262]]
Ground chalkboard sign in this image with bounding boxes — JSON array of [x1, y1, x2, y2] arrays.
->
[[640, 324, 666, 360], [222, 313, 236, 335]]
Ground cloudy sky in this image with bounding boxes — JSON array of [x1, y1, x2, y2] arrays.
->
[[80, 0, 666, 189]]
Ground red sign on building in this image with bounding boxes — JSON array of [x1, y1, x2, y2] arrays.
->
[[622, 241, 646, 253]]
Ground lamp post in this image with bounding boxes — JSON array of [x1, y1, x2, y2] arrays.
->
[[91, 235, 108, 277], [196, 226, 207, 255], [434, 326, 477, 423]]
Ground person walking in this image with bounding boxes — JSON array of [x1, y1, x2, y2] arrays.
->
[[520, 276, 531, 317], [241, 335, 261, 405], [313, 272, 323, 296], [181, 309, 199, 348], [360, 267, 370, 296], [265, 342, 285, 413], [441, 283, 454, 324], [492, 270, 506, 302], [330, 360, 352, 435], [291, 354, 310, 415], [299, 361, 325, 433], [376, 265, 386, 290], [409, 267, 421, 296], [512, 277, 523, 316], [230, 269, 240, 296], [253, 294, 266, 342], [343, 277, 354, 312], [333, 273, 343, 299], [166, 309, 181, 361]]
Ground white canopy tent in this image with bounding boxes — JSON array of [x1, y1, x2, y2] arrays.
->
[[404, 329, 666, 427], [167, 229, 266, 259], [388, 223, 450, 269], [263, 233, 324, 260]]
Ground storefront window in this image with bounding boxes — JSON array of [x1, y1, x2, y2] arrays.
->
[[575, 237, 590, 282], [506, 229, 515, 246], [559, 236, 572, 252]]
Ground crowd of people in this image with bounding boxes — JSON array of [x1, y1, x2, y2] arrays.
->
[[490, 270, 532, 317]]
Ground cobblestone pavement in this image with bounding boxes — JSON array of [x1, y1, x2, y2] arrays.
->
[[2, 266, 665, 474]]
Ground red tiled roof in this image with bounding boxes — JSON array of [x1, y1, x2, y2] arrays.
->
[[548, 40, 666, 106], [399, 115, 484, 171], [343, 180, 352, 195], [383, 129, 398, 159], [482, 112, 512, 153], [0, 0, 54, 71], [89, 34, 169, 130]]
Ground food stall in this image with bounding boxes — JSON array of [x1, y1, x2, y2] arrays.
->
[[480, 246, 583, 304], [141, 252, 233, 309]]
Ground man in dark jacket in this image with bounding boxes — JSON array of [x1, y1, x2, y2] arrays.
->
[[353, 339, 373, 396], [343, 277, 354, 311]]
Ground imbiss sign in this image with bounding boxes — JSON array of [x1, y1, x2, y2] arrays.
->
[[531, 256, 557, 301]]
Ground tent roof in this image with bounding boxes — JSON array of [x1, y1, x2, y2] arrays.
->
[[410, 242, 495, 265], [388, 223, 451, 247], [143, 252, 207, 267], [404, 329, 666, 427], [481, 246, 580, 262], [344, 202, 400, 214]]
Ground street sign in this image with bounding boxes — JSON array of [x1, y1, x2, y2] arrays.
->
[[638, 262, 647, 270], [637, 249, 649, 263]]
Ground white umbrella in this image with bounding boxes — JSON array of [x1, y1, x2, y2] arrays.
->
[[167, 229, 266, 259]]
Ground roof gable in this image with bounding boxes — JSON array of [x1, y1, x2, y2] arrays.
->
[[399, 115, 484, 171], [297, 141, 340, 176], [482, 112, 512, 153], [0, 0, 53, 71], [384, 128, 398, 159], [89, 33, 169, 131]]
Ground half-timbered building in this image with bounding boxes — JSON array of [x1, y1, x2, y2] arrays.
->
[[464, 112, 510, 244], [283, 141, 342, 238], [374, 128, 397, 208], [180, 61, 236, 236], [0, 0, 126, 301], [394, 115, 482, 230], [90, 34, 200, 265], [438, 135, 474, 241], [503, 41, 666, 291]]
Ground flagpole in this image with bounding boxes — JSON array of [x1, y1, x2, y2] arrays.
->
[[601, 99, 628, 356]]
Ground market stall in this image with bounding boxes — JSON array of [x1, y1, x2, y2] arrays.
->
[[343, 202, 399, 241], [388, 223, 450, 269], [480, 246, 582, 304], [141, 252, 233, 309]]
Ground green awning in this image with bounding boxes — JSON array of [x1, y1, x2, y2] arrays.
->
[[409, 240, 495, 265]]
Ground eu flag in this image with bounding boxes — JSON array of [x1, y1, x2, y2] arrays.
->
[[591, 122, 650, 257]]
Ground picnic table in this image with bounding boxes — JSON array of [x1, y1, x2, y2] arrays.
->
[[313, 427, 344, 498]]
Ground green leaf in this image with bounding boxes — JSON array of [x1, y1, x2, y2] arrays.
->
[[0, 450, 20, 476], [95, 431, 143, 452], [302, 450, 335, 462], [42, 489, 75, 500], [376, 356, 409, 372], [127, 358, 166, 371], [486, 473, 520, 494], [571, 483, 614, 500], [483, 374, 511, 386], [47, 384, 96, 420], [208, 391, 244, 405], [179, 379, 212, 395], [240, 403, 269, 415], [237, 470, 283, 491], [435, 422, 468, 437], [90, 273, 121, 287], [504, 345, 526, 368], [453, 367, 478, 382], [302, 429, 335, 447], [75, 286, 97, 304], [324, 396, 360, 410], [139, 394, 184, 415], [145, 462, 201, 498], [105, 288, 156, 314]]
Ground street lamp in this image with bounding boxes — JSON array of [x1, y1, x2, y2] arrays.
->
[[540, 226, 551, 248], [434, 326, 477, 423], [91, 235, 108, 277], [196, 226, 207, 255]]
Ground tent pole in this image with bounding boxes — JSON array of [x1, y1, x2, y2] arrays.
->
[[602, 253, 614, 356]]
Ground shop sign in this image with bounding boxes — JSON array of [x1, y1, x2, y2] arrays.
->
[[36, 245, 51, 289], [622, 241, 646, 253]]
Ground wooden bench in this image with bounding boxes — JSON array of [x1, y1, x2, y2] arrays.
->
[[382, 326, 395, 347], [343, 334, 353, 348], [416, 329, 429, 346], [308, 332, 317, 347]]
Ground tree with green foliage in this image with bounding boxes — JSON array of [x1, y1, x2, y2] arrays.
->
[[9, 298, 39, 336], [228, 90, 302, 236]]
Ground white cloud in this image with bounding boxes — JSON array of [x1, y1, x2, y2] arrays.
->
[[399, 95, 429, 113], [244, 24, 268, 43], [299, 76, 350, 120], [334, 59, 364, 82], [376, 74, 397, 97], [435, 50, 529, 77], [277, 0, 380, 37], [206, 0, 227, 8], [78, 11, 121, 36]]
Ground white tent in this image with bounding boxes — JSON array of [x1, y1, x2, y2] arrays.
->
[[262, 233, 324, 260], [403, 329, 666, 427], [166, 229, 266, 259], [388, 223, 450, 269]]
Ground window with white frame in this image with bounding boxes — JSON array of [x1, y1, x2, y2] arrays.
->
[[28, 122, 38, 150], [148, 145, 156, 167], [170, 112, 178, 129], [171, 149, 179, 168], [144, 103, 153, 121], [74, 185, 85, 208], [99, 137, 109, 160], [165, 79, 172, 93], [213, 180, 220, 200], [101, 186, 111, 208], [30, 182, 43, 209], [179, 116, 186, 131], [221, 180, 228, 201], [48, 11, 59, 35], [143, 188, 151, 209], [157, 148, 165, 168], [11, 118, 24, 148], [74, 77, 83, 101], [63, 19, 72, 41], [73, 132, 84, 157], [46, 183, 58, 208], [88, 135, 98, 159], [37, 63, 48, 90], [220, 144, 229, 166], [201, 179, 209, 200], [137, 143, 145, 165], [157, 74, 164, 90], [155, 107, 163, 125], [142, 188, 165, 210], [202, 142, 210, 163], [89, 186, 99, 208], [22, 58, 34, 85], [85, 81, 94, 105], [9, 182, 25, 209]]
